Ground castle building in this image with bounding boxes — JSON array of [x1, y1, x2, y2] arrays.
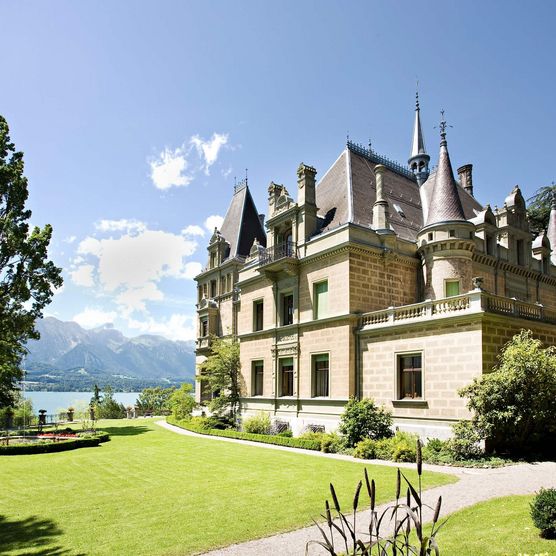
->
[[194, 98, 556, 438]]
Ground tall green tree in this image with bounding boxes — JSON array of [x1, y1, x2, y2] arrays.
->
[[136, 386, 175, 414], [198, 337, 242, 422], [0, 116, 63, 407], [527, 184, 556, 234], [168, 383, 196, 420]]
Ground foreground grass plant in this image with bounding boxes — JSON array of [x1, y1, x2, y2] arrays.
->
[[309, 441, 446, 555], [0, 419, 454, 555]]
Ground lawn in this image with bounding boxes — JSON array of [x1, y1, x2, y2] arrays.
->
[[0, 419, 454, 555], [432, 495, 555, 556]]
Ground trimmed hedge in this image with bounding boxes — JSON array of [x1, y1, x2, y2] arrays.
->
[[0, 432, 110, 455], [167, 416, 321, 451]]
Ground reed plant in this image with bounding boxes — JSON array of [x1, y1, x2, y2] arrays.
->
[[307, 440, 446, 555]]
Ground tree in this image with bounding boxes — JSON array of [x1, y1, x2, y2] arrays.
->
[[198, 337, 242, 422], [527, 184, 556, 234], [459, 330, 556, 455], [168, 383, 196, 420], [96, 386, 126, 419], [90, 384, 101, 406], [0, 116, 63, 407], [136, 386, 175, 415]]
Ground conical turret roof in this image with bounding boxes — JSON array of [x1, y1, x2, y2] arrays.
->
[[425, 130, 466, 226], [547, 192, 556, 262]]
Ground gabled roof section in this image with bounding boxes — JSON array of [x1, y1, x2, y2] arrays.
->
[[315, 144, 423, 241], [425, 137, 467, 226], [219, 182, 267, 260]]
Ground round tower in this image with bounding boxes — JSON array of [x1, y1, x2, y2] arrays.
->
[[416, 115, 475, 300]]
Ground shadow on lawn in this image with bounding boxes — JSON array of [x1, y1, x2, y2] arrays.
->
[[0, 515, 84, 555], [100, 425, 151, 437]]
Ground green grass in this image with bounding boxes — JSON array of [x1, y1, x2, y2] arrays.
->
[[433, 495, 555, 556], [0, 419, 455, 555]]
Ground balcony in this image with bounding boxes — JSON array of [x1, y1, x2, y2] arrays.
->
[[257, 241, 298, 277], [196, 336, 211, 351], [360, 291, 556, 330]]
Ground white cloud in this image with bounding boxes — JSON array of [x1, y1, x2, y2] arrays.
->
[[96, 219, 146, 235], [64, 236, 77, 244], [70, 264, 95, 287], [183, 261, 202, 279], [181, 225, 205, 237], [191, 133, 228, 175], [73, 308, 117, 329], [150, 146, 192, 190], [127, 313, 195, 342], [116, 283, 164, 315], [204, 214, 224, 232], [77, 228, 198, 315]]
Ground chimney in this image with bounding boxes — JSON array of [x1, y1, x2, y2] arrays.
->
[[297, 163, 317, 207], [457, 164, 474, 197], [372, 164, 390, 230], [258, 214, 265, 229]]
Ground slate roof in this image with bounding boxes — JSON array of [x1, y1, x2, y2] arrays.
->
[[314, 143, 483, 243], [219, 184, 267, 260]]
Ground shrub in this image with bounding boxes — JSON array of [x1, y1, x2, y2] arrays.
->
[[459, 330, 556, 455], [299, 431, 325, 442], [448, 420, 483, 460], [320, 432, 342, 454], [530, 488, 556, 539], [353, 438, 377, 459], [338, 398, 393, 447], [276, 429, 293, 438], [242, 412, 271, 435]]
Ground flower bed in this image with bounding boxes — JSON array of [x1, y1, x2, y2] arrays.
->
[[0, 431, 110, 455]]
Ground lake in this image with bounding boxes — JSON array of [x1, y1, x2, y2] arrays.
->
[[24, 391, 141, 415]]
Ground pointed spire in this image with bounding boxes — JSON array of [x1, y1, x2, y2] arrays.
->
[[408, 89, 430, 186], [425, 112, 466, 226], [410, 91, 427, 157], [547, 190, 556, 264]]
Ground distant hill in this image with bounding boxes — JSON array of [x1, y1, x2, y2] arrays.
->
[[23, 317, 196, 392]]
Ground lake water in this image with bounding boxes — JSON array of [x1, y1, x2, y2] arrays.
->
[[24, 391, 141, 415]]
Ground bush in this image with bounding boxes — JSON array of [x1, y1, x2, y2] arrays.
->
[[168, 384, 196, 420], [276, 429, 293, 438], [448, 420, 483, 460], [338, 398, 393, 447], [320, 432, 343, 454], [530, 488, 556, 539], [167, 416, 321, 450], [242, 412, 271, 435], [353, 438, 377, 459], [459, 330, 556, 455]]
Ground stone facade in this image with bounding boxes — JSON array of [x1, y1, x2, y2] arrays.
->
[[194, 104, 556, 436]]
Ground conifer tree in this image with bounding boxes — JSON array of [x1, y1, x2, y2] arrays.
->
[[0, 115, 62, 407]]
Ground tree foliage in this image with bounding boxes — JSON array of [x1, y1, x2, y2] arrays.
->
[[198, 337, 242, 422], [136, 386, 175, 415], [527, 184, 555, 234], [168, 383, 196, 420], [0, 115, 62, 407], [459, 330, 556, 455], [95, 386, 126, 419], [338, 398, 393, 448]]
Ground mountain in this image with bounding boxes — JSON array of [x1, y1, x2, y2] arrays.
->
[[23, 317, 196, 391]]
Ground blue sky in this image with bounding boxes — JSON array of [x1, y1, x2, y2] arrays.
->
[[2, 1, 555, 341]]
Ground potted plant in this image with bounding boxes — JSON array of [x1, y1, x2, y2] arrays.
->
[[67, 407, 75, 422]]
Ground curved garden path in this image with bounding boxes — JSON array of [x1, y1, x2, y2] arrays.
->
[[156, 420, 556, 556]]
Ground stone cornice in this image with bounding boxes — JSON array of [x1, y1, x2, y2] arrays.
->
[[473, 252, 556, 284]]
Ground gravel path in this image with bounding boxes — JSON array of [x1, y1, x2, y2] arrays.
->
[[156, 420, 556, 556]]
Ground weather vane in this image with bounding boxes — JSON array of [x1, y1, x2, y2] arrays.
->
[[435, 109, 453, 140]]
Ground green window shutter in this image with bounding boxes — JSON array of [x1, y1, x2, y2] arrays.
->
[[445, 281, 460, 297], [315, 281, 328, 319]]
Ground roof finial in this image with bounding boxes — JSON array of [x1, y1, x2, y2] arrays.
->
[[415, 79, 420, 110], [436, 109, 453, 145], [245, 168, 248, 187]]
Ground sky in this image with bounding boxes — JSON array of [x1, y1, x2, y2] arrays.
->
[[1, 1, 555, 342]]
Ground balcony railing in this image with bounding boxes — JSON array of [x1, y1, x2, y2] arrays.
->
[[259, 241, 297, 266], [360, 291, 556, 329], [196, 336, 211, 350]]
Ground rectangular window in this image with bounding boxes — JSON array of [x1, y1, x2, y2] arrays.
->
[[252, 361, 263, 396], [312, 354, 329, 397], [253, 300, 264, 331], [445, 280, 460, 297], [210, 252, 216, 269], [280, 358, 294, 396], [313, 281, 328, 319], [516, 239, 525, 266], [398, 354, 422, 400], [200, 318, 208, 337], [282, 293, 294, 326], [210, 280, 217, 298]]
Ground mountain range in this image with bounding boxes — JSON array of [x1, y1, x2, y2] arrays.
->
[[23, 317, 196, 391]]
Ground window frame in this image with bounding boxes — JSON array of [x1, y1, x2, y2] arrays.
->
[[279, 357, 294, 397], [251, 360, 264, 397], [312, 353, 330, 398], [253, 299, 264, 331], [281, 292, 294, 326], [396, 352, 423, 401], [313, 279, 329, 320], [444, 279, 460, 297]]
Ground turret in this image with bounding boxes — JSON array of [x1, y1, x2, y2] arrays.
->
[[547, 191, 556, 265], [408, 92, 430, 186], [416, 112, 475, 300]]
